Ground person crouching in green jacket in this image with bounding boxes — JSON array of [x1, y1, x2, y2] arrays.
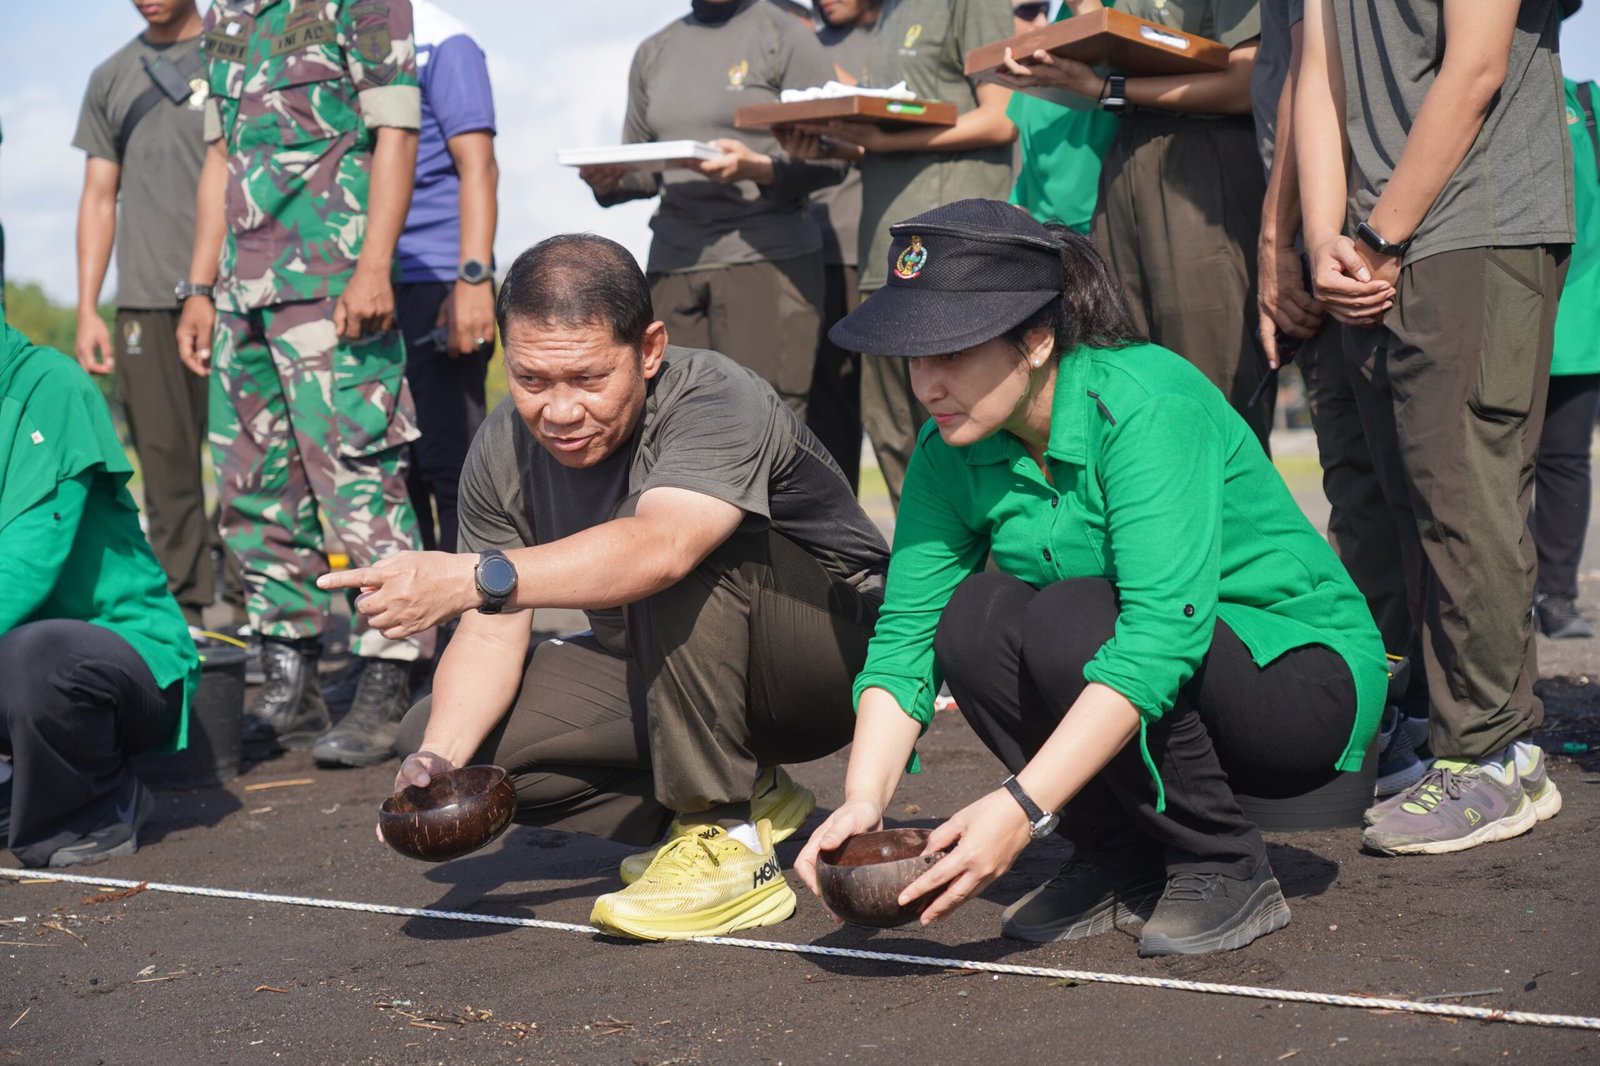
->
[[0, 320, 198, 868], [794, 199, 1386, 957]]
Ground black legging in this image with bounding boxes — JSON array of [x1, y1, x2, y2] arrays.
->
[[1533, 373, 1600, 601], [933, 575, 1359, 879], [0, 620, 182, 866]]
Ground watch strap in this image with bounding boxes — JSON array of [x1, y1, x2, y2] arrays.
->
[[1101, 74, 1126, 113], [1355, 220, 1408, 258], [1002, 775, 1049, 827]]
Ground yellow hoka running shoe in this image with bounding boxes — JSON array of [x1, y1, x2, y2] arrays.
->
[[619, 766, 815, 884], [590, 820, 796, 941]]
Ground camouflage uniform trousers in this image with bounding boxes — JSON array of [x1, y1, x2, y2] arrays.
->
[[210, 296, 433, 662]]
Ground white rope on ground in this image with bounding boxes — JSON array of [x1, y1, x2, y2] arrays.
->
[[5, 866, 1597, 1032]]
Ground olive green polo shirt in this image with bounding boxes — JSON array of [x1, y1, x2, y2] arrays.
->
[[854, 342, 1386, 801], [857, 0, 1016, 291]]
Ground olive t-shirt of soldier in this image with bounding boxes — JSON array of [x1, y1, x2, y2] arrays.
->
[[457, 345, 891, 654]]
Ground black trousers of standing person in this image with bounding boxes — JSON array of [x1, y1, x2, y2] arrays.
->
[[115, 308, 245, 626], [1533, 373, 1600, 602], [395, 282, 491, 553], [0, 620, 182, 867], [807, 264, 863, 492], [934, 575, 1359, 879], [396, 525, 877, 846]]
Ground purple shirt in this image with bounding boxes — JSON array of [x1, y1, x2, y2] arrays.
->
[[398, 1, 496, 283]]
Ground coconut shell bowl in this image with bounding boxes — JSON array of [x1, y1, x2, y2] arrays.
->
[[816, 828, 948, 928], [379, 765, 517, 863]]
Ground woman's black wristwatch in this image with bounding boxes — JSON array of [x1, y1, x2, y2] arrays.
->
[[1003, 775, 1061, 840], [474, 549, 518, 614]]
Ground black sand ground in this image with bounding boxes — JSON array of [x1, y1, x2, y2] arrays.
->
[[4, 439, 1599, 1065]]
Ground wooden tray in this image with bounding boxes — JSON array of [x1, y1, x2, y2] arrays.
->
[[964, 9, 1228, 80], [735, 95, 957, 131]]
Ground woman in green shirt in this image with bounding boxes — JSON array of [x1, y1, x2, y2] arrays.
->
[[794, 200, 1384, 957], [0, 322, 197, 868]]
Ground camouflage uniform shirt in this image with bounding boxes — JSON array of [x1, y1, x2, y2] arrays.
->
[[201, 0, 421, 313]]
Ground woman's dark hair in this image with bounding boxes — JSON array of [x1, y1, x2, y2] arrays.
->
[[495, 234, 653, 348], [1004, 223, 1140, 355]]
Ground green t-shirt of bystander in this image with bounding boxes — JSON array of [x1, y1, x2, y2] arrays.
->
[[1552, 79, 1600, 378], [1006, 2, 1119, 232]]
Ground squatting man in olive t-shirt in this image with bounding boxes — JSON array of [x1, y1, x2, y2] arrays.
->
[[320, 234, 889, 942]]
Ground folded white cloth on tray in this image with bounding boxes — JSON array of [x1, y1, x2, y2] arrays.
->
[[778, 80, 917, 103]]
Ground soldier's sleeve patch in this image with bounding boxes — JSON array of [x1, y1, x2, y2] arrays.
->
[[354, 26, 393, 67]]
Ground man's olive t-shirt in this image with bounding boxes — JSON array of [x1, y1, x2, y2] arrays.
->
[[1332, 0, 1574, 263], [457, 346, 890, 651], [72, 33, 208, 310], [602, 0, 844, 274], [857, 0, 1016, 292]]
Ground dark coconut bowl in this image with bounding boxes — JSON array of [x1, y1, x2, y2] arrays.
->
[[379, 765, 516, 863], [817, 828, 947, 928]]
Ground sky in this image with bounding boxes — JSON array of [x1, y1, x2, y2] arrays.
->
[[2, 0, 1598, 306]]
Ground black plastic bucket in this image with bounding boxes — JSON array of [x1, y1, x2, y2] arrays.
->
[[134, 640, 248, 787], [1233, 741, 1378, 832]]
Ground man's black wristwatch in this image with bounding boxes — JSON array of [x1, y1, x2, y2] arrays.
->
[[1355, 220, 1409, 260], [457, 258, 493, 285], [474, 549, 518, 614], [1002, 775, 1060, 840], [174, 280, 214, 304], [1100, 74, 1127, 113]]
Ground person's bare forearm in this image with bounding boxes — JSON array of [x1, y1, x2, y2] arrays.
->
[[187, 142, 229, 286], [1260, 28, 1305, 249], [416, 614, 531, 765], [499, 515, 724, 612], [1364, 0, 1518, 244], [1014, 682, 1141, 814], [1125, 44, 1257, 115], [842, 690, 925, 812], [75, 161, 118, 314], [1294, 0, 1348, 250], [359, 127, 419, 275], [450, 132, 497, 265], [876, 92, 1016, 152]]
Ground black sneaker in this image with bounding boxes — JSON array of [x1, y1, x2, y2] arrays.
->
[[46, 780, 156, 868], [311, 659, 413, 768], [1001, 854, 1166, 943], [1535, 595, 1593, 640], [1137, 864, 1291, 957]]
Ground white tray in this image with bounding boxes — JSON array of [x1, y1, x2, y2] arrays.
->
[[555, 141, 723, 172]]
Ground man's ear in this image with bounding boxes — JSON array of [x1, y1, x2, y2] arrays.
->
[[639, 320, 669, 379]]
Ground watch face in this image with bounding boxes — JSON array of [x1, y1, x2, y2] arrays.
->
[[459, 259, 491, 284], [479, 555, 517, 597]]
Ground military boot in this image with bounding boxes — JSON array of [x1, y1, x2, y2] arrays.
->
[[241, 637, 330, 756], [311, 659, 413, 768]]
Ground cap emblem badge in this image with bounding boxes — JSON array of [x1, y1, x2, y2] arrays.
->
[[894, 236, 929, 280]]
